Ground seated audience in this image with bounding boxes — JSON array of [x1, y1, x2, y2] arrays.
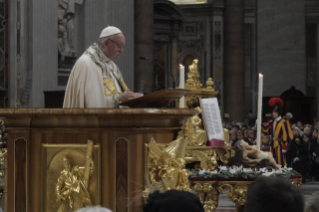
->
[[245, 177, 304, 212], [244, 130, 248, 139], [293, 127, 301, 137], [304, 126, 311, 136], [303, 134, 311, 152], [236, 130, 250, 145], [247, 129, 255, 145], [229, 130, 237, 146], [143, 190, 204, 212], [241, 124, 248, 132], [287, 135, 311, 183], [261, 133, 270, 147]]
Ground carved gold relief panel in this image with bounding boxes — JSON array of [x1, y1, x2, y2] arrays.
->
[[42, 144, 101, 212]]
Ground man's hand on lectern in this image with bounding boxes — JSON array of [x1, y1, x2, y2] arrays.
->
[[119, 91, 143, 103]]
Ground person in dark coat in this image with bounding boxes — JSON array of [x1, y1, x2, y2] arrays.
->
[[287, 135, 311, 183], [312, 133, 319, 181]]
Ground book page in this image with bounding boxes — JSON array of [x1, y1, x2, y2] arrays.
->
[[199, 98, 224, 141]]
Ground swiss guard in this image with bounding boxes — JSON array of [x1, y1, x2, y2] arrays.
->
[[261, 97, 294, 167]]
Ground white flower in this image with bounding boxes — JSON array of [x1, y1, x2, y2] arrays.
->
[[199, 169, 206, 175], [259, 168, 267, 172], [243, 168, 253, 173], [219, 166, 227, 171], [210, 170, 218, 174], [262, 172, 273, 176]]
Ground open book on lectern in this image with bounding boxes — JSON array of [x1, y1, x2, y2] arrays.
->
[[199, 98, 225, 146]]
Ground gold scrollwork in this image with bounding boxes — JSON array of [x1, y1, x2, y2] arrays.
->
[[194, 183, 204, 204], [291, 178, 302, 188], [203, 183, 219, 212], [218, 183, 248, 206]]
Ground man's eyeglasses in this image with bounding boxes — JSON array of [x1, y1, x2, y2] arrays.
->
[[109, 39, 124, 49]]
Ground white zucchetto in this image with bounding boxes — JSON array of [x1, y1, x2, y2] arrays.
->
[[99, 26, 122, 38]]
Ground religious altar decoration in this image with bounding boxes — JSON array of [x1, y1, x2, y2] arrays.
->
[[176, 107, 235, 169], [177, 59, 218, 109], [143, 137, 193, 198], [189, 165, 301, 179], [188, 165, 302, 212], [43, 140, 101, 212]]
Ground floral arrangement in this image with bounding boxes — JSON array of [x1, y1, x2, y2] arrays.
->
[[189, 165, 300, 179]]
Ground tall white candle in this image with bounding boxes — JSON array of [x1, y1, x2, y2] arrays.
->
[[257, 73, 263, 150], [179, 64, 185, 108]]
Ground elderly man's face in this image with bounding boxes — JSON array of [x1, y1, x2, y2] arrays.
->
[[101, 33, 125, 61], [304, 127, 311, 135]]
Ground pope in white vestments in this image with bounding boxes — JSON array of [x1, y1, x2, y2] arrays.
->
[[63, 26, 142, 108]]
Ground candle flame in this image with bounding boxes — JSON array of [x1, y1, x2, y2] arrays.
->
[[259, 73, 263, 77], [179, 64, 184, 68]]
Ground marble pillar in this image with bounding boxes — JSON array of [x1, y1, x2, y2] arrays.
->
[[134, 0, 154, 94], [224, 0, 245, 122], [257, 0, 306, 96]]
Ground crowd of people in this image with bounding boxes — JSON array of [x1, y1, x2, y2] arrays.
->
[[223, 111, 319, 183]]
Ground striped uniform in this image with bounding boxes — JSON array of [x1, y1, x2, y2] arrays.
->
[[261, 117, 294, 167]]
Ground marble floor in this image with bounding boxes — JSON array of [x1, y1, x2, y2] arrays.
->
[[215, 180, 319, 212]]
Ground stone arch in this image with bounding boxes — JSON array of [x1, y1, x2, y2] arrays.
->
[[154, 0, 186, 18]]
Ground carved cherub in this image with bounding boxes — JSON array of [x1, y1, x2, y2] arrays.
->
[[177, 107, 207, 146], [193, 150, 218, 171]]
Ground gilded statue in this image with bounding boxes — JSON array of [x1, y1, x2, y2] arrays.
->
[[146, 137, 192, 193], [186, 59, 202, 89], [56, 141, 95, 212], [233, 140, 281, 169], [58, 0, 85, 57], [193, 150, 217, 171], [178, 107, 207, 146]]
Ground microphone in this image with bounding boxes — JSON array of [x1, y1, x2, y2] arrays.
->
[[139, 56, 176, 89]]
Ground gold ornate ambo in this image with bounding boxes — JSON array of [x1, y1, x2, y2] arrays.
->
[[56, 140, 95, 212]]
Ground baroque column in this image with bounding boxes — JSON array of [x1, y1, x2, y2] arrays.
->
[[224, 0, 245, 122], [134, 0, 154, 94]]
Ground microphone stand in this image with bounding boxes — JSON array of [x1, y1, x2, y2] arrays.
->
[[139, 57, 176, 89]]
